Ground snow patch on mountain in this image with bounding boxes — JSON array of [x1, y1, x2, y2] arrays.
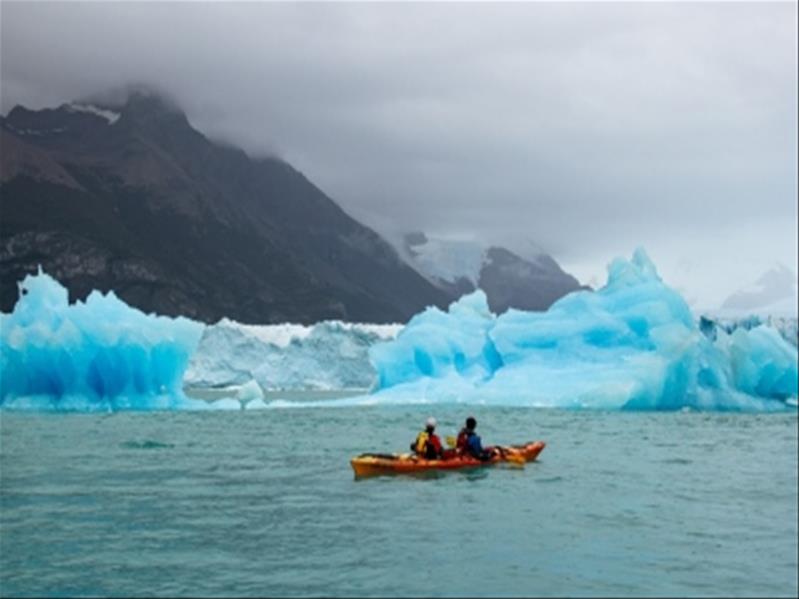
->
[[404, 235, 485, 286], [66, 103, 121, 124]]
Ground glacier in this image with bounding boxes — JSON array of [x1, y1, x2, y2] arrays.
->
[[185, 319, 401, 390], [364, 249, 798, 411], [698, 314, 797, 349]]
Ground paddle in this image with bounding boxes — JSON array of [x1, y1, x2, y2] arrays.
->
[[503, 450, 526, 466]]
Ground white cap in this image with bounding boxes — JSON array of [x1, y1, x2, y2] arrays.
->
[[426, 417, 437, 428]]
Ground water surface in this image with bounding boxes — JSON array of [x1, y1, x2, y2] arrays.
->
[[1, 406, 797, 597]]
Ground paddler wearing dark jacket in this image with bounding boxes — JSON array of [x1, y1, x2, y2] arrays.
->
[[456, 416, 496, 461]]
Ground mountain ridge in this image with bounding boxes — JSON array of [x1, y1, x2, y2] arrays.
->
[[1, 90, 452, 323]]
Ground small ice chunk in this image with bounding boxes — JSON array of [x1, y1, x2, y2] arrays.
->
[[236, 379, 264, 401]]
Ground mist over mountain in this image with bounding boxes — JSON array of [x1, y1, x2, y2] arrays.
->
[[0, 89, 454, 323], [718, 264, 798, 317]]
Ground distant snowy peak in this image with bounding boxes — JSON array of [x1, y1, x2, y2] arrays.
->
[[399, 232, 584, 313], [720, 263, 798, 317], [65, 103, 121, 124], [404, 233, 485, 286]]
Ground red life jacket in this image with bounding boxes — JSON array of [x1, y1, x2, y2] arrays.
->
[[427, 434, 442, 456], [456, 428, 470, 452]]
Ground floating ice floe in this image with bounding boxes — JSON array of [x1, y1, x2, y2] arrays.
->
[[364, 249, 798, 411], [0, 268, 206, 411]]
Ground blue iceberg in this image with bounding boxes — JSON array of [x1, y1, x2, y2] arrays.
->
[[368, 249, 798, 411], [0, 269, 210, 411], [2, 250, 796, 413]]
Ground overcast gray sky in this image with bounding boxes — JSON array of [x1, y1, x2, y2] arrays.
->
[[2, 1, 797, 308]]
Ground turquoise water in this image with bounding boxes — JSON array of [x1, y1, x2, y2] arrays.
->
[[1, 405, 797, 597]]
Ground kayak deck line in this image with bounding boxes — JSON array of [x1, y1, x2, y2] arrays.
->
[[351, 441, 545, 478]]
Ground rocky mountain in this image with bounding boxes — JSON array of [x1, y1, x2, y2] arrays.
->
[[0, 90, 452, 323], [397, 232, 585, 313]]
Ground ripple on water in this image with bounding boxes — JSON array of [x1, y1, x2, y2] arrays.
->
[[119, 440, 175, 450]]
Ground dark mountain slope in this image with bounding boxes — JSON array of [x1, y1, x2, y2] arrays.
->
[[0, 92, 450, 323]]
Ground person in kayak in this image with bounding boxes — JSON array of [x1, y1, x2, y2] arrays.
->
[[411, 417, 444, 460], [457, 416, 497, 461]]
